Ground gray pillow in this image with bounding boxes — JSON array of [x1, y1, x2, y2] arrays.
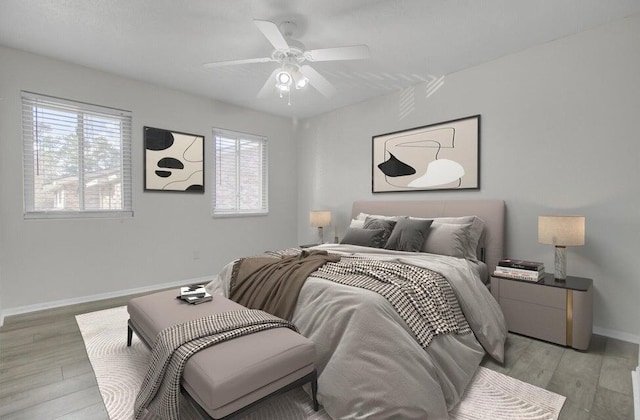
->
[[340, 227, 386, 248], [432, 216, 485, 260], [384, 218, 433, 252], [421, 222, 472, 258], [363, 217, 397, 245]]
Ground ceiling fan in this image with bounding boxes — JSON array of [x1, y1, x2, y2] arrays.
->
[[203, 20, 371, 101]]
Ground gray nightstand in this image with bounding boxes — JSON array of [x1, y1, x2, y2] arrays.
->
[[491, 273, 593, 350]]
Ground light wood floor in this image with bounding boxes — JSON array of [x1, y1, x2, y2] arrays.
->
[[1, 293, 637, 420]]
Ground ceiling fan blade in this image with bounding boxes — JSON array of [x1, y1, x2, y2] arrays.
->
[[253, 19, 289, 51], [257, 68, 280, 98], [299, 65, 337, 98], [203, 57, 273, 68], [304, 45, 370, 62]]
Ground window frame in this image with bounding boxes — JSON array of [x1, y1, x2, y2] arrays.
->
[[212, 128, 269, 217], [22, 91, 133, 220]]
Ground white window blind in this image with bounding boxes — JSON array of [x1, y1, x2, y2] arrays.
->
[[22, 92, 133, 219], [213, 128, 268, 216]]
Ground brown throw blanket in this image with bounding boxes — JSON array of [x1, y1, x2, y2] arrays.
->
[[230, 249, 340, 320]]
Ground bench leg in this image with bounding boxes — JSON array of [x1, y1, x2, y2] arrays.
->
[[311, 370, 319, 411], [127, 324, 133, 347]]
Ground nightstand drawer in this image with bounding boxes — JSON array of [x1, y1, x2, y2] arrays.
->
[[500, 279, 566, 309], [500, 298, 567, 345]]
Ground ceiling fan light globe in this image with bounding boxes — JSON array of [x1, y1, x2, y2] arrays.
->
[[276, 70, 292, 85], [292, 70, 308, 89], [296, 78, 308, 89]]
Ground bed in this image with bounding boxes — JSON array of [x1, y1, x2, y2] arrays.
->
[[207, 199, 507, 419]]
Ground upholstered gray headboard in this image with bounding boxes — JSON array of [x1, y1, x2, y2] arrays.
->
[[351, 200, 505, 274]]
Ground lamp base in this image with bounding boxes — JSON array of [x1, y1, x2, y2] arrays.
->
[[317, 227, 324, 244], [554, 246, 567, 281]]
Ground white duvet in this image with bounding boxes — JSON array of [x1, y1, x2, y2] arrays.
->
[[207, 244, 507, 420]]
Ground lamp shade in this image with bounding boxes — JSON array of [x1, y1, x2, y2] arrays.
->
[[538, 215, 585, 246], [309, 210, 331, 228]]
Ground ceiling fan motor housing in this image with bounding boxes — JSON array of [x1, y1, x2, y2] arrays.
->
[[278, 21, 298, 38]]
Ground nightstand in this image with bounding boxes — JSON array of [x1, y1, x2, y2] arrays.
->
[[491, 273, 593, 350]]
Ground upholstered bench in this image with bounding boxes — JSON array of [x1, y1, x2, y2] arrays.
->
[[127, 289, 318, 419]]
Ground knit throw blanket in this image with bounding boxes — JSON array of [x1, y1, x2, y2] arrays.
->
[[134, 310, 298, 420], [313, 256, 471, 348]]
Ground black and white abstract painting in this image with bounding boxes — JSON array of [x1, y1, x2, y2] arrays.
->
[[372, 115, 479, 193], [144, 126, 204, 192]]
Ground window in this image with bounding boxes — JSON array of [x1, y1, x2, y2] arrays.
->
[[22, 92, 132, 219], [213, 128, 268, 216]]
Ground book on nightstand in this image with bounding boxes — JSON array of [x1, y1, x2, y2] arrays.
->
[[495, 258, 545, 281], [498, 259, 545, 271], [493, 269, 543, 281]]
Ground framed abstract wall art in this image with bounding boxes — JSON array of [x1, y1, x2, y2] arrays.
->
[[372, 115, 480, 193], [144, 126, 204, 192]]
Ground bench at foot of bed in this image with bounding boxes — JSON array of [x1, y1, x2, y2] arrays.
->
[[127, 289, 318, 419]]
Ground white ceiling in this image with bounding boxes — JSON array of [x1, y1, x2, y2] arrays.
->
[[1, 1, 639, 119]]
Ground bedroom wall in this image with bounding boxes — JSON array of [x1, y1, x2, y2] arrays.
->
[[296, 14, 640, 340], [0, 46, 297, 314], [0, 269, 3, 326]]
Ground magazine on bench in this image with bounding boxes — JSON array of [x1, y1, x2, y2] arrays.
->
[[178, 284, 213, 304]]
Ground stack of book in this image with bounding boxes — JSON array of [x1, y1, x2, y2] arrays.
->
[[494, 259, 545, 282], [178, 284, 213, 304]]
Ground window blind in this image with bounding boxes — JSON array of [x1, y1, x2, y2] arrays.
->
[[213, 128, 268, 216], [22, 92, 133, 219]]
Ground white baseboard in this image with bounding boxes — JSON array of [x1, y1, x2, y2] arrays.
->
[[0, 275, 216, 326], [593, 326, 640, 344]]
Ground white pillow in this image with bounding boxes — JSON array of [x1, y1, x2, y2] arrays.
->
[[350, 219, 365, 228], [355, 212, 400, 221]]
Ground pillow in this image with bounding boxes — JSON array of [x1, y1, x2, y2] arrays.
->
[[411, 215, 485, 260], [349, 219, 365, 229], [363, 217, 397, 244], [421, 222, 472, 258], [340, 228, 386, 248], [435, 216, 485, 260], [356, 212, 399, 221], [384, 218, 433, 252], [433, 216, 484, 242]]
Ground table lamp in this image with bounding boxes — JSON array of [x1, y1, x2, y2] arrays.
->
[[309, 210, 331, 244], [538, 215, 585, 281]]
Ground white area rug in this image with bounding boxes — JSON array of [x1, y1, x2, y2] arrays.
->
[[76, 306, 565, 420]]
